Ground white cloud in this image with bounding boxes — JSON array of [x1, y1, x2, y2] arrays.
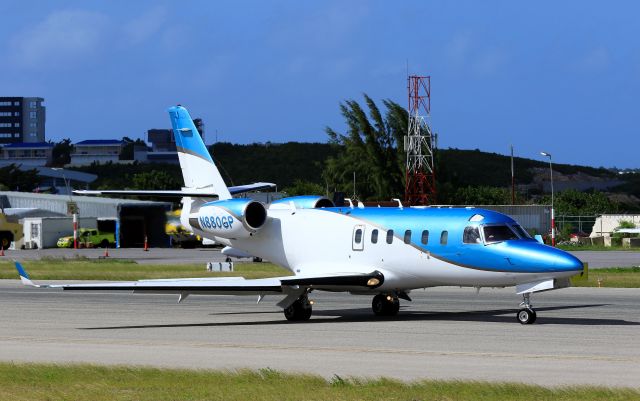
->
[[10, 10, 109, 68], [123, 6, 168, 45], [579, 46, 611, 72], [444, 32, 508, 76], [473, 48, 508, 76]]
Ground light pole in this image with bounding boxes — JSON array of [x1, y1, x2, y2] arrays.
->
[[53, 168, 78, 249], [540, 152, 555, 246]]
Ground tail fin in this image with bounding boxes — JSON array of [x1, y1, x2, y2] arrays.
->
[[168, 105, 231, 200]]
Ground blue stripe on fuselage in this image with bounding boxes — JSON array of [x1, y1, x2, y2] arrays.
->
[[321, 206, 583, 274]]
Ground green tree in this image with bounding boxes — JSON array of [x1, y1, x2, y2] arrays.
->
[[324, 95, 408, 200], [131, 170, 180, 190], [541, 189, 618, 215], [120, 137, 148, 160], [50, 138, 74, 166], [0, 164, 39, 192], [282, 180, 325, 197], [448, 186, 512, 205]]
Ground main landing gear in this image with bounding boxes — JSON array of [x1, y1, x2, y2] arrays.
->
[[284, 294, 312, 321], [372, 293, 400, 316], [517, 293, 537, 324]]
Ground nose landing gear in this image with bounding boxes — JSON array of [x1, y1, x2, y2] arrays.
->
[[372, 293, 400, 316], [517, 293, 537, 324]]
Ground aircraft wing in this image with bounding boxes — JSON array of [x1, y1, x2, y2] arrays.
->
[[73, 182, 275, 198], [15, 262, 384, 305]]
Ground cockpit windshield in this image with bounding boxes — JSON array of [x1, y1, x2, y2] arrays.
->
[[511, 224, 532, 239], [483, 225, 519, 243]]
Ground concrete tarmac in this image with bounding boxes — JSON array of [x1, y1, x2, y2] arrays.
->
[[0, 280, 638, 387]]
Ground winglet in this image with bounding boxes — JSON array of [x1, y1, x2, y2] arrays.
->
[[15, 261, 39, 287]]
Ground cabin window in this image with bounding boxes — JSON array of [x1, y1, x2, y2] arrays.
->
[[371, 229, 378, 244], [404, 230, 412, 244], [463, 226, 481, 244], [421, 230, 429, 244], [483, 225, 518, 243], [386, 230, 394, 244], [354, 229, 363, 244], [440, 230, 448, 245]]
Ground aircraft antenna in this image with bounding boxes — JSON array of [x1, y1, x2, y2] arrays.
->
[[404, 75, 436, 205]]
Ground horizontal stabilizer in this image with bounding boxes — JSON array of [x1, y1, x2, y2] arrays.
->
[[228, 182, 276, 195]]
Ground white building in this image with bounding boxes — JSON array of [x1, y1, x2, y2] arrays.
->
[[70, 140, 123, 166]]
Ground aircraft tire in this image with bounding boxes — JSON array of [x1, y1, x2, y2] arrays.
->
[[284, 296, 312, 321], [517, 308, 537, 324], [372, 294, 400, 316]]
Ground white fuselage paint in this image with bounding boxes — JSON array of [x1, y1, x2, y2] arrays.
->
[[187, 207, 574, 292]]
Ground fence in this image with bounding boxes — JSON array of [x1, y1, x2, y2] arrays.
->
[[555, 215, 598, 236]]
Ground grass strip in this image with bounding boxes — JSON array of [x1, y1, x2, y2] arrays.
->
[[558, 244, 639, 251], [0, 363, 637, 401], [0, 259, 289, 281], [571, 266, 640, 288]]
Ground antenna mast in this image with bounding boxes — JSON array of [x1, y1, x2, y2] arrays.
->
[[404, 75, 436, 206]]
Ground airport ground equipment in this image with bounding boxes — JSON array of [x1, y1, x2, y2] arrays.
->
[[0, 212, 22, 249]]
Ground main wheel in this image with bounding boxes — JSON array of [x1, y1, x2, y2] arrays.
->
[[284, 296, 312, 321], [517, 308, 537, 324], [372, 294, 400, 316]]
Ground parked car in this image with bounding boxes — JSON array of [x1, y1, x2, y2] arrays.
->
[[57, 228, 115, 248]]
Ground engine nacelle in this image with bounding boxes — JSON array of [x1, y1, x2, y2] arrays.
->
[[270, 195, 334, 210], [188, 198, 267, 239]]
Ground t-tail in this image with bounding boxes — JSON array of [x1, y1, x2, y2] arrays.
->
[[168, 106, 231, 200]]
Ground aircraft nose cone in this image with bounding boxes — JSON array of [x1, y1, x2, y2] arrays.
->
[[555, 251, 584, 272]]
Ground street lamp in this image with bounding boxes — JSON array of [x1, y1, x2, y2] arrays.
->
[[540, 151, 555, 246], [52, 168, 78, 250]]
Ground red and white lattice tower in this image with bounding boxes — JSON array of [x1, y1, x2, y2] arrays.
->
[[404, 75, 436, 205]]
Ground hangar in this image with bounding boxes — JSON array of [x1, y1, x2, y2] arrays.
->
[[0, 191, 172, 248]]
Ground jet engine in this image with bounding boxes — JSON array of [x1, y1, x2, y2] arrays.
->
[[188, 198, 267, 239]]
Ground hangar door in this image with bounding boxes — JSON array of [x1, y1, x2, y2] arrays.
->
[[117, 203, 170, 248]]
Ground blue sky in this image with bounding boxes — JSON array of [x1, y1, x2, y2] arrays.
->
[[1, 1, 639, 168]]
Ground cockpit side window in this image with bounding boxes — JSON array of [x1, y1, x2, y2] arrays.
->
[[483, 225, 519, 243], [463, 226, 481, 244]]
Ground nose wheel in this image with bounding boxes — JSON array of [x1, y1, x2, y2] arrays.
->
[[517, 293, 537, 324], [372, 293, 400, 316], [284, 294, 312, 321]]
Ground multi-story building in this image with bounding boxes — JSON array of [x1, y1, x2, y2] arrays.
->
[[0, 97, 46, 144], [0, 142, 53, 166], [69, 140, 124, 166]]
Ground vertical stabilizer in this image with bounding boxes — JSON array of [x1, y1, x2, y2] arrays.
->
[[168, 106, 231, 199]]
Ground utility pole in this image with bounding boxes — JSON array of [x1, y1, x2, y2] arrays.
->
[[511, 145, 515, 204]]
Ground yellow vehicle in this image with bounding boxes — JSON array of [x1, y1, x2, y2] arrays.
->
[[166, 210, 201, 248], [0, 213, 23, 249]]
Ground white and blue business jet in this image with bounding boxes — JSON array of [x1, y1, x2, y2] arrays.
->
[[15, 105, 584, 324]]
